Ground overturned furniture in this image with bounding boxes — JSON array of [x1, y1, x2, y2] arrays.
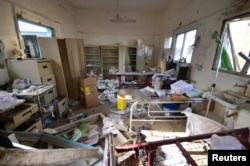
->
[[46, 113, 130, 165], [0, 130, 98, 165]]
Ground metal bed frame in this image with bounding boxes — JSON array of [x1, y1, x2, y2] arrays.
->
[[129, 98, 203, 131], [116, 127, 250, 166]]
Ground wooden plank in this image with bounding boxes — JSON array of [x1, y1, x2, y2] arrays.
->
[[0, 148, 98, 165], [76, 39, 86, 78], [65, 38, 79, 100], [117, 151, 135, 165], [57, 39, 74, 101], [0, 130, 98, 149], [39, 133, 97, 149], [0, 130, 41, 146]]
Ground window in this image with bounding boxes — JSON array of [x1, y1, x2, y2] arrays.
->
[[172, 29, 197, 63], [18, 18, 53, 38], [212, 13, 250, 76], [164, 37, 172, 49], [17, 19, 54, 58]]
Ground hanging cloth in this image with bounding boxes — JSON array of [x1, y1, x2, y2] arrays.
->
[[212, 31, 233, 71]]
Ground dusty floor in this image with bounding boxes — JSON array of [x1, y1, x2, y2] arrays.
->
[[43, 95, 188, 166], [42, 88, 214, 165], [45, 88, 187, 133]]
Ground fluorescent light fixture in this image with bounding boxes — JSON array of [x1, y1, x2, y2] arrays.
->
[[111, 18, 136, 23], [111, 0, 136, 23]]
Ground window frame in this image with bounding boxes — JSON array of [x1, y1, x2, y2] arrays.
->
[[171, 24, 198, 64], [17, 18, 54, 38], [15, 17, 55, 59], [212, 11, 250, 77]]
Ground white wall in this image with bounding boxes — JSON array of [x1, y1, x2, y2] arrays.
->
[[0, 0, 160, 85], [0, 0, 78, 85], [156, 0, 250, 92], [75, 9, 157, 46], [9, 0, 77, 38], [1, 0, 249, 89], [0, 1, 18, 85], [155, 0, 250, 128]]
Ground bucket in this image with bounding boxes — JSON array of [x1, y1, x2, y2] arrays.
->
[[117, 94, 126, 110], [163, 103, 180, 117]]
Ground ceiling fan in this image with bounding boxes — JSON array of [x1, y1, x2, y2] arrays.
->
[[111, 0, 136, 23]]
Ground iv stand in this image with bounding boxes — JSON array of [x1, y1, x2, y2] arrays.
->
[[205, 25, 228, 117]]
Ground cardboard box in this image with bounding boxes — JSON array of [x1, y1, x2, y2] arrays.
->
[[82, 84, 98, 96], [79, 76, 97, 86], [81, 92, 99, 108], [79, 77, 98, 96], [79, 77, 99, 108]]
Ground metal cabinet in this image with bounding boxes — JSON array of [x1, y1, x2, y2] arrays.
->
[[8, 60, 54, 84], [8, 60, 58, 126], [8, 59, 57, 97], [13, 85, 56, 127], [0, 103, 42, 132]]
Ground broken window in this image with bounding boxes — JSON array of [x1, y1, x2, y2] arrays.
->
[[17, 18, 54, 58], [18, 18, 53, 38], [212, 13, 250, 76], [172, 29, 197, 63]]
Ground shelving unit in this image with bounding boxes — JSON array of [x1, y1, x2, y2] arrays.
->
[[128, 47, 137, 72], [101, 46, 119, 79], [85, 46, 102, 76]]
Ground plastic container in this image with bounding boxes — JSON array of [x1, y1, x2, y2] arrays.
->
[[163, 103, 180, 117], [117, 94, 126, 110]]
